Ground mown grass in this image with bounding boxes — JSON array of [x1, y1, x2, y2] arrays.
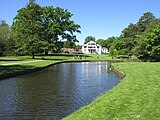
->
[[63, 62, 160, 120], [1, 55, 159, 119]]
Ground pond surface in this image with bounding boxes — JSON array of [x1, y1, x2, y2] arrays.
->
[[0, 62, 120, 119]]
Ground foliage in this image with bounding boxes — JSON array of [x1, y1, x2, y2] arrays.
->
[[84, 36, 96, 44], [109, 37, 125, 56], [96, 39, 106, 47], [75, 44, 82, 51], [11, 0, 81, 58], [0, 20, 15, 56], [96, 36, 116, 49], [42, 6, 80, 52], [137, 12, 156, 32], [121, 23, 138, 55], [105, 36, 117, 48], [136, 20, 160, 61], [12, 0, 46, 58], [110, 12, 160, 61], [63, 41, 76, 48]]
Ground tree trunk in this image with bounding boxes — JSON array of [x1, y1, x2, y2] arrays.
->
[[45, 51, 48, 55], [32, 51, 35, 59]]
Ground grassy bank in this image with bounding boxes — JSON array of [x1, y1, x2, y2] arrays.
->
[[1, 55, 159, 119], [0, 54, 114, 78], [64, 62, 160, 120]]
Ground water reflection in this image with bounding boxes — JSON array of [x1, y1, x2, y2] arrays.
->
[[0, 62, 120, 119]]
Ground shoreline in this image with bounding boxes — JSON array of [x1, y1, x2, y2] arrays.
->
[[111, 64, 126, 79], [0, 59, 124, 80], [64, 62, 160, 120]]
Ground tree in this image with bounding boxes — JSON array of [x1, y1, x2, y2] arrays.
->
[[113, 12, 156, 57], [121, 23, 138, 55], [96, 37, 116, 49], [75, 44, 82, 51], [84, 36, 96, 44], [0, 20, 14, 56], [136, 19, 160, 61], [12, 0, 47, 58], [105, 36, 116, 49], [63, 41, 76, 48], [12, 0, 81, 57], [137, 12, 156, 33], [96, 39, 106, 47], [110, 36, 125, 56], [42, 6, 81, 52]]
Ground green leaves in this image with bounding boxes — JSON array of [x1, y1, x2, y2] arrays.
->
[[84, 36, 96, 44], [137, 12, 155, 32], [110, 12, 160, 61], [12, 1, 44, 58], [145, 24, 160, 61], [42, 6, 80, 43], [41, 6, 80, 52], [0, 20, 14, 56], [12, 1, 81, 57]]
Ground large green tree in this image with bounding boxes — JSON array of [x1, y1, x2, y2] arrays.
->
[[12, 0, 47, 58], [12, 0, 81, 57], [42, 6, 80, 52]]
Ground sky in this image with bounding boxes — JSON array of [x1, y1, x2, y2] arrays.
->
[[0, 0, 160, 45]]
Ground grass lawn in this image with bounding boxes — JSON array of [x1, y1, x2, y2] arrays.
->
[[63, 62, 160, 120], [2, 55, 158, 119]]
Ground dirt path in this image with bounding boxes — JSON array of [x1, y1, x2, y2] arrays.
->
[[1, 60, 43, 66]]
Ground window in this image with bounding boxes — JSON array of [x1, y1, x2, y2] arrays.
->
[[88, 46, 96, 48], [91, 43, 96, 45]]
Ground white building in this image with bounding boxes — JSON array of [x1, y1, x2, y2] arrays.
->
[[102, 47, 109, 54], [82, 41, 109, 54]]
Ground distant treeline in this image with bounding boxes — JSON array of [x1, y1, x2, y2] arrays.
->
[[84, 12, 160, 61], [111, 12, 160, 61]]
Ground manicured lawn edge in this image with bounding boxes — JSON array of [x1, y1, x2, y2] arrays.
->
[[111, 64, 126, 79], [63, 62, 160, 120], [0, 59, 123, 80], [0, 60, 85, 80], [0, 54, 121, 80]]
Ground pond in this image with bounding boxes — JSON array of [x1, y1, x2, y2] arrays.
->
[[0, 62, 120, 119]]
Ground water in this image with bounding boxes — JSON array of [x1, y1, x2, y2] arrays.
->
[[0, 62, 120, 119]]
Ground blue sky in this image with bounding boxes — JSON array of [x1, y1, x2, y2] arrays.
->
[[0, 0, 160, 44]]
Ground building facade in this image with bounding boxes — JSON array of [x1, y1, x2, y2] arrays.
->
[[82, 41, 109, 54]]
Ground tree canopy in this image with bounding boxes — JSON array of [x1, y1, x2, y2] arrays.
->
[[96, 36, 116, 48], [84, 36, 96, 44], [110, 12, 160, 61], [12, 0, 45, 58], [42, 6, 80, 52], [11, 0, 81, 58], [0, 20, 14, 56]]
